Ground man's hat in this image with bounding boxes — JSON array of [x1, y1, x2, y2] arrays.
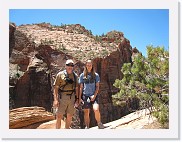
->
[[65, 59, 74, 65]]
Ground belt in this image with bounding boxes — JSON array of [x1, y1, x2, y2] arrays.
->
[[59, 93, 74, 99], [66, 93, 73, 99], [60, 89, 75, 92]]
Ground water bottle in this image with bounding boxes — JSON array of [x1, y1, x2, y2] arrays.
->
[[52, 107, 58, 119], [87, 97, 90, 103]]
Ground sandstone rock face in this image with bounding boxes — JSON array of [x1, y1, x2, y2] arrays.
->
[[9, 23, 139, 128], [16, 23, 121, 61], [87, 38, 137, 127], [9, 23, 16, 57], [102, 30, 124, 43], [36, 120, 65, 129], [9, 106, 54, 129], [14, 56, 53, 110]]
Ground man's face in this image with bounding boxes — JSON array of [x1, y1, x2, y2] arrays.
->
[[65, 63, 74, 74]]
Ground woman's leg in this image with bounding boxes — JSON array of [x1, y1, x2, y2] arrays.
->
[[93, 104, 104, 129], [83, 109, 90, 128], [93, 104, 101, 123]]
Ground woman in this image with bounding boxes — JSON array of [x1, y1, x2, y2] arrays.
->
[[79, 60, 104, 129]]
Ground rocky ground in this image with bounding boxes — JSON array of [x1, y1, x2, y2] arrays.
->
[[90, 108, 168, 129], [9, 106, 168, 129]]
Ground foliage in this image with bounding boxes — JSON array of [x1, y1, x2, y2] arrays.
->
[[101, 49, 109, 57], [95, 35, 102, 42], [11, 64, 24, 79], [40, 38, 54, 45], [58, 44, 66, 51], [89, 30, 92, 35], [112, 46, 169, 126]]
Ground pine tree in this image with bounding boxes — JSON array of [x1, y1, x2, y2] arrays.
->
[[112, 46, 169, 126]]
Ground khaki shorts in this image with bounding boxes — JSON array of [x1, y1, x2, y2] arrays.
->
[[57, 94, 76, 116]]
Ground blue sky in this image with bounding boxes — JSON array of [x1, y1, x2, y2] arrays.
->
[[9, 9, 169, 56]]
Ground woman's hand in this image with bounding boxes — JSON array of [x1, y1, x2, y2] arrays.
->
[[90, 95, 96, 101], [80, 99, 84, 105]]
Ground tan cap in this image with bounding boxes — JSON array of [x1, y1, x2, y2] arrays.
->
[[65, 59, 74, 65]]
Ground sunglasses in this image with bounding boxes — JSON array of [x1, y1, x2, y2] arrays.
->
[[66, 64, 74, 67]]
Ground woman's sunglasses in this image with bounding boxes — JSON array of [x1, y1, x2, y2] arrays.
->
[[66, 64, 74, 67]]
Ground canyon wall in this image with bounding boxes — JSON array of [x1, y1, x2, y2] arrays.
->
[[9, 23, 139, 128]]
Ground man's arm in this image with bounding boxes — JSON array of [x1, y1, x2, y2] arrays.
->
[[53, 85, 59, 107]]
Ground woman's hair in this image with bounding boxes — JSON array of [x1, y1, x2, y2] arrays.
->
[[83, 60, 96, 79]]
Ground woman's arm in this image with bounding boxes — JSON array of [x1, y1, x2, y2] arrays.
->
[[79, 83, 83, 104], [94, 82, 99, 97]]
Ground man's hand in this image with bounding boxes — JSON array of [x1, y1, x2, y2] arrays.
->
[[74, 100, 79, 108], [53, 100, 59, 107]]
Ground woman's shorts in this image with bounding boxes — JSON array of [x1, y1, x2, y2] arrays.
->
[[82, 95, 99, 109]]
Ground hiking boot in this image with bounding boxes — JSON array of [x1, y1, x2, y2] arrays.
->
[[98, 122, 105, 129]]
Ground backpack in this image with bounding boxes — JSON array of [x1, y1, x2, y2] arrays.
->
[[59, 70, 77, 95]]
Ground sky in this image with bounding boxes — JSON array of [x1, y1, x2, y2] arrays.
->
[[9, 9, 169, 56]]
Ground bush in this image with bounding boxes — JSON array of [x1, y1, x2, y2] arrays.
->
[[112, 46, 169, 126]]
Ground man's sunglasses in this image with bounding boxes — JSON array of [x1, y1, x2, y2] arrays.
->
[[66, 64, 74, 67]]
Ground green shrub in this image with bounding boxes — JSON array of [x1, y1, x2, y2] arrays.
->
[[112, 46, 169, 126]]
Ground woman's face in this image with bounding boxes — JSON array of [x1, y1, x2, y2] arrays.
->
[[86, 62, 92, 72]]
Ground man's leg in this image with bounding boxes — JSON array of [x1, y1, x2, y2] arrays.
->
[[56, 114, 63, 129], [65, 113, 73, 129], [84, 109, 90, 128]]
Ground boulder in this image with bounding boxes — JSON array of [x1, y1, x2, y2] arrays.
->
[[37, 120, 65, 129], [9, 106, 54, 129]]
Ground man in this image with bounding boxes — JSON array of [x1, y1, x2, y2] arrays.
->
[[53, 59, 79, 129], [79, 59, 104, 129]]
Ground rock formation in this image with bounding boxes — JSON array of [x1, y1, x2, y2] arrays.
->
[[9, 23, 16, 57], [9, 106, 54, 129], [9, 22, 139, 128], [90, 108, 159, 129], [10, 107, 162, 129]]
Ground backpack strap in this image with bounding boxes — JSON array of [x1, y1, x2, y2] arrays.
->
[[73, 71, 77, 91], [60, 71, 77, 93]]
